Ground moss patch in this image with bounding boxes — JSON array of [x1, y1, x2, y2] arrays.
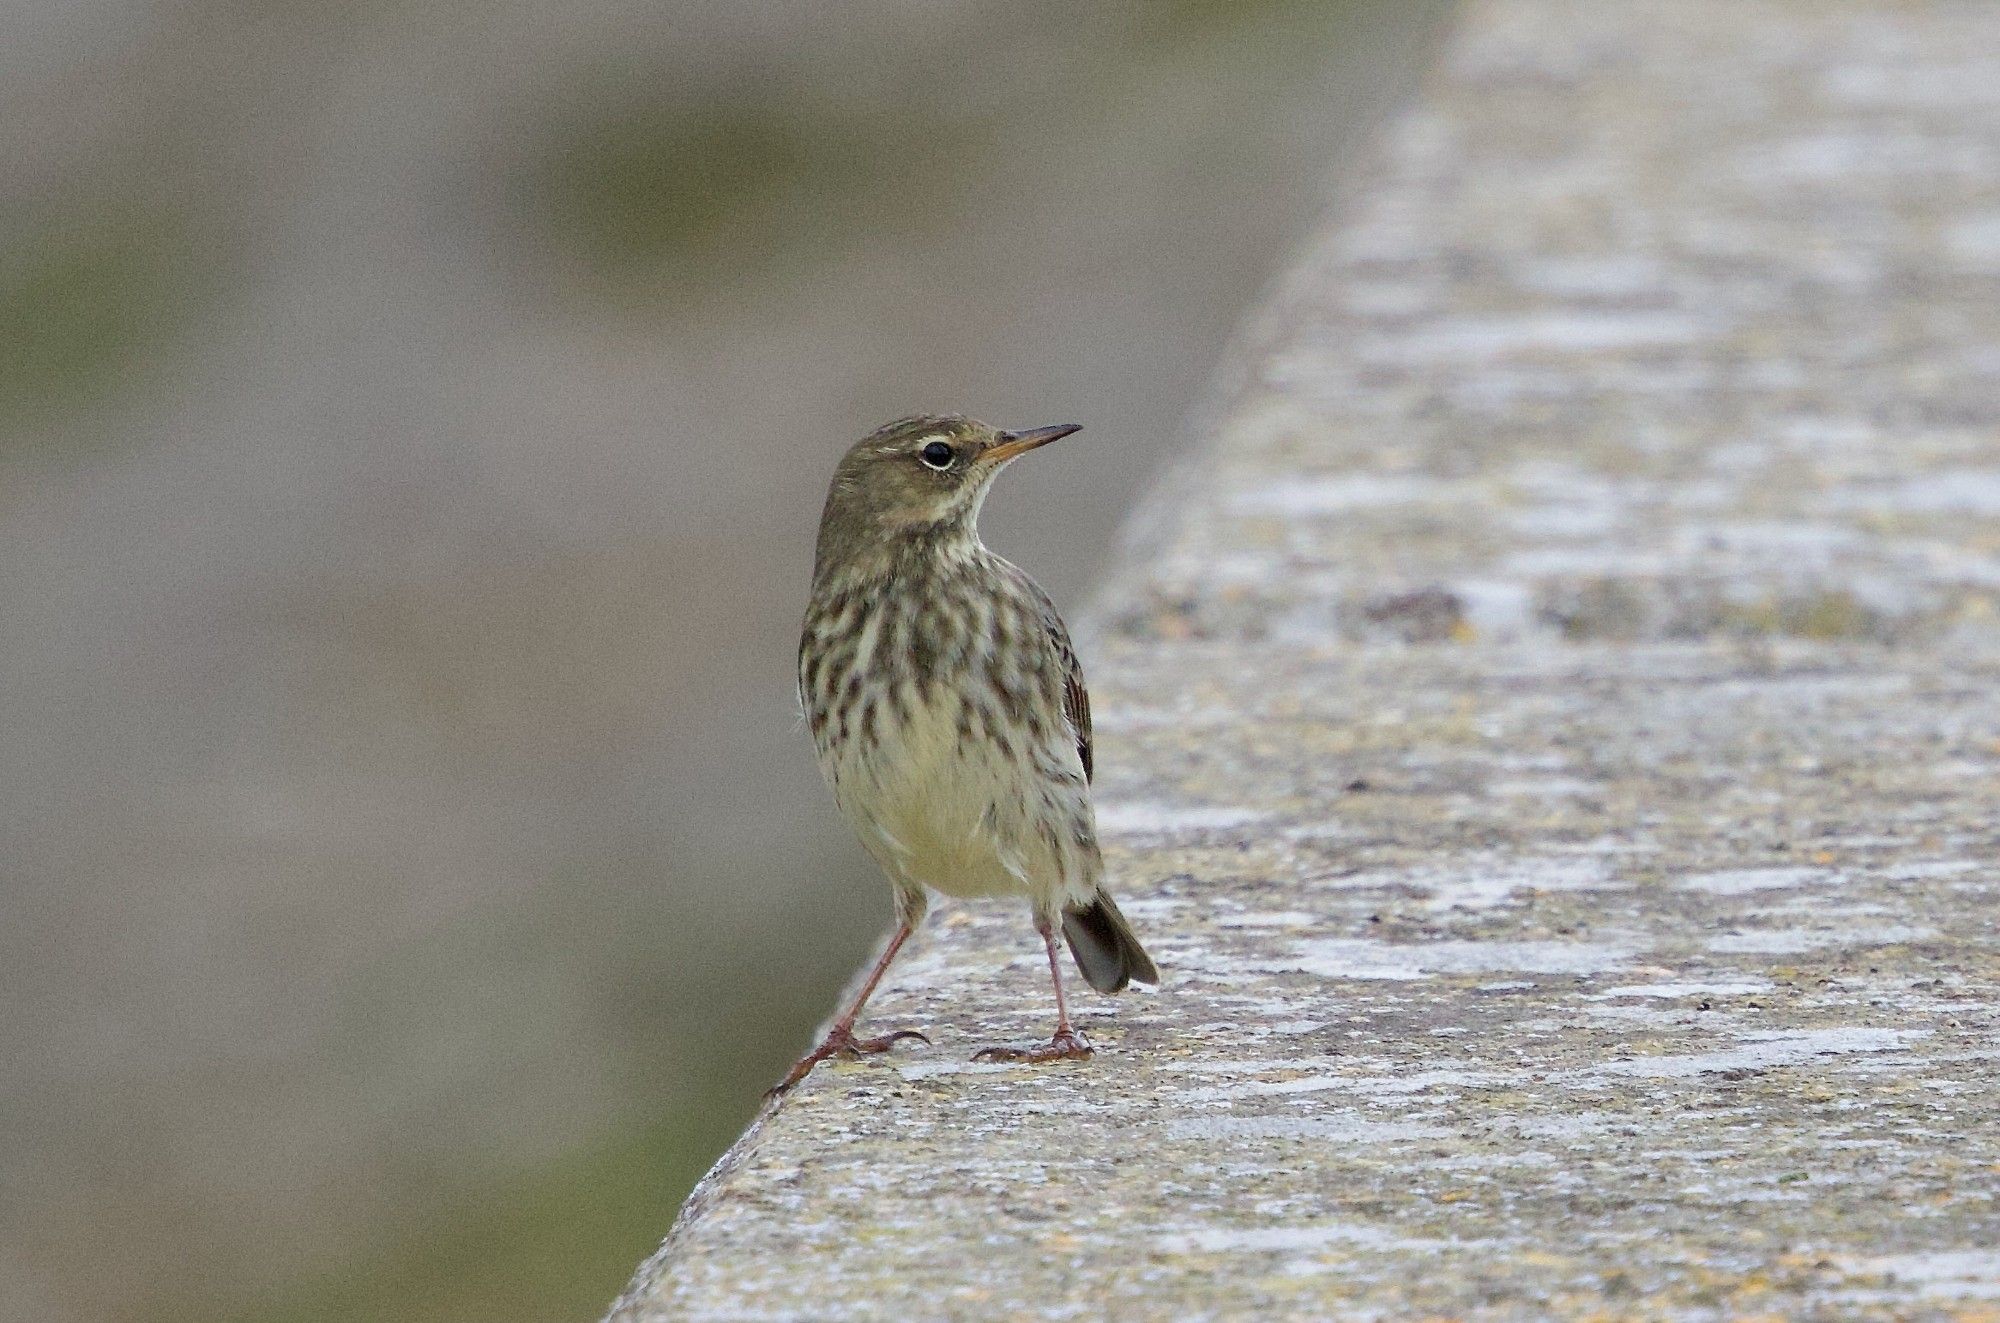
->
[[519, 85, 984, 305], [0, 203, 211, 439]]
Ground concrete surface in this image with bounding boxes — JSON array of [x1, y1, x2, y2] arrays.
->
[[610, 1, 2000, 1317]]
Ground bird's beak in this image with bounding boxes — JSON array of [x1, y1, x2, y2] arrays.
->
[[984, 423, 1081, 465]]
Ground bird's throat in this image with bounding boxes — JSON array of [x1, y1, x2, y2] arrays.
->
[[816, 512, 983, 593]]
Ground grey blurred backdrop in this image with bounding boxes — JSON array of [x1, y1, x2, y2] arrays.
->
[[0, 2, 1448, 1319]]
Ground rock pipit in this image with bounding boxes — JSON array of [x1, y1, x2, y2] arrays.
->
[[774, 415, 1158, 1093]]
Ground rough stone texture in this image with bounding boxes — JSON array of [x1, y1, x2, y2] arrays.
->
[[612, 2, 2000, 1318]]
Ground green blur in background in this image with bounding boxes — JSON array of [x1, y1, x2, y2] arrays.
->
[[0, 2, 1446, 1319]]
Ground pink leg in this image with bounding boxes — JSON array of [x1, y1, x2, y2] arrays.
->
[[769, 920, 928, 1095], [973, 916, 1093, 1064]]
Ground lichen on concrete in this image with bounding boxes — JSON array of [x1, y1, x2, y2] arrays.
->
[[610, 2, 2000, 1317]]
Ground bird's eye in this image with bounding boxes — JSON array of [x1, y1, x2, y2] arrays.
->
[[919, 440, 955, 469]]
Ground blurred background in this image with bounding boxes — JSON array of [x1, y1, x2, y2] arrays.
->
[[0, 2, 1449, 1319]]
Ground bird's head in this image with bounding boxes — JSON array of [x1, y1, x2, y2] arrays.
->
[[813, 414, 1078, 576]]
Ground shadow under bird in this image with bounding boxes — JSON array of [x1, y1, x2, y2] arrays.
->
[[777, 415, 1158, 1093]]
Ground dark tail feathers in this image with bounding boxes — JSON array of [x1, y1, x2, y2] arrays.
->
[[1061, 891, 1159, 994]]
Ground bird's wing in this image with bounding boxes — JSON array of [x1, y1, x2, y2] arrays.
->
[[1060, 626, 1093, 783], [1010, 568, 1093, 783]]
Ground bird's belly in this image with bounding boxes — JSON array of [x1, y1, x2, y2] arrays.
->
[[828, 696, 1066, 900]]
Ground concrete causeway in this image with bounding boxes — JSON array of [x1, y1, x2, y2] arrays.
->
[[611, 1, 2000, 1316]]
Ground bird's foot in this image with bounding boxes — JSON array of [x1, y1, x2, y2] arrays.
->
[[768, 1027, 930, 1096], [972, 1027, 1093, 1065]]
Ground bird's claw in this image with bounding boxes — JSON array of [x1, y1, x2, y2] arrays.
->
[[972, 1027, 1093, 1064], [768, 1026, 930, 1096], [841, 1028, 930, 1055]]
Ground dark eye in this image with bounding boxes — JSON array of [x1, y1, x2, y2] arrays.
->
[[919, 440, 955, 469]]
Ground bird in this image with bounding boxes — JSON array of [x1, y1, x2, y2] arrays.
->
[[773, 414, 1158, 1094]]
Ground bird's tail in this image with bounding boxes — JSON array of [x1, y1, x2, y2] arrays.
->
[[1061, 890, 1159, 994]]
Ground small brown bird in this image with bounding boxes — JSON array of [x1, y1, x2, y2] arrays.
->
[[774, 415, 1157, 1093]]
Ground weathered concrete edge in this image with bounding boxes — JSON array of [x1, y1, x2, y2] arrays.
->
[[609, 0, 2000, 1312]]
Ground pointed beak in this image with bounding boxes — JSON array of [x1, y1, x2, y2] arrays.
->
[[984, 423, 1081, 465]]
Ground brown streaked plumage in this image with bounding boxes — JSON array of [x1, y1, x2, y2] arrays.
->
[[772, 414, 1157, 1094]]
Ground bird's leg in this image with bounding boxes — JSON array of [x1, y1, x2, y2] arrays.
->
[[768, 920, 929, 1095], [973, 916, 1093, 1064]]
